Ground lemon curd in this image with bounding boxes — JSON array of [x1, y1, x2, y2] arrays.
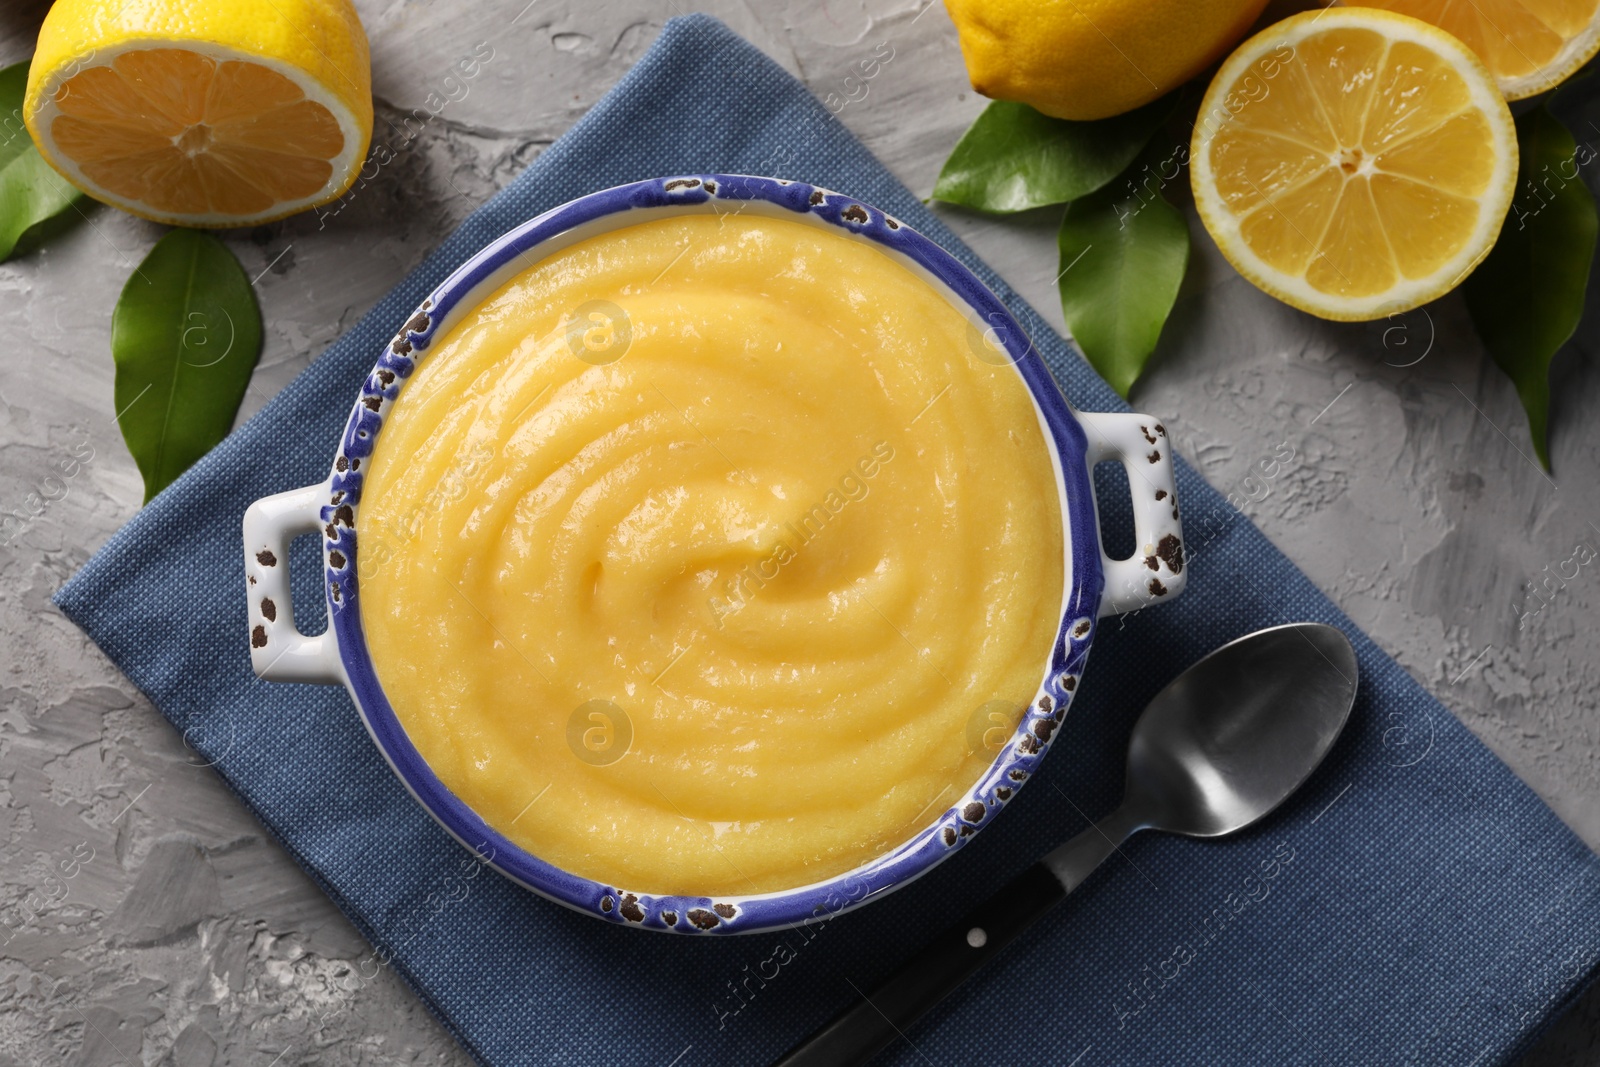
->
[[358, 212, 1065, 896]]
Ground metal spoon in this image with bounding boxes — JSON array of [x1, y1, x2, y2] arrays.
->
[[773, 622, 1359, 1067]]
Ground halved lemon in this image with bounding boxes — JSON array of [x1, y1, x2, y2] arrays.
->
[[1191, 7, 1517, 321], [1364, 0, 1600, 99], [23, 0, 372, 228]]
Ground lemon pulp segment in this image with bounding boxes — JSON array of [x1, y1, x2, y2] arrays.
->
[[50, 49, 343, 218], [1365, 0, 1600, 98]]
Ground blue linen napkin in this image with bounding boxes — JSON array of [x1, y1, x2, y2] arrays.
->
[[54, 14, 1600, 1066]]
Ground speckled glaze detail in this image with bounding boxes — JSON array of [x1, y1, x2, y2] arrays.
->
[[1075, 412, 1186, 616], [241, 175, 1188, 935]]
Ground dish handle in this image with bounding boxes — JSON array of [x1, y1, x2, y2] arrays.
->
[[241, 482, 344, 684], [1077, 411, 1186, 617]]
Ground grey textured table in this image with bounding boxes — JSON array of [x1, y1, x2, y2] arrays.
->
[[2, 1, 1599, 1064]]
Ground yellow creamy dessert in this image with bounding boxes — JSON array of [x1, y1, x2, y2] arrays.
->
[[358, 212, 1065, 895]]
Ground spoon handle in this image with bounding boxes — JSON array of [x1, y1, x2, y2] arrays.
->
[[1042, 804, 1143, 891], [769, 863, 1066, 1067], [771, 808, 1138, 1067]]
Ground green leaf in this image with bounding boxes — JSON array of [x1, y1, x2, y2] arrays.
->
[[1462, 105, 1598, 472], [112, 230, 263, 503], [1057, 170, 1191, 398], [933, 96, 1174, 214], [0, 61, 85, 261]]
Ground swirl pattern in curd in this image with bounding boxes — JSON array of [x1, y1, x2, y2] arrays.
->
[[359, 212, 1065, 896]]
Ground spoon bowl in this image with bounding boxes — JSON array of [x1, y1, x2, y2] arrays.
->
[[1124, 622, 1359, 838]]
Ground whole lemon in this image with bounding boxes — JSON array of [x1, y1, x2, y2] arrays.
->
[[945, 0, 1272, 121]]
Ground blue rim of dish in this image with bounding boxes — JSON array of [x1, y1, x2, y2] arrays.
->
[[316, 175, 1106, 935]]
